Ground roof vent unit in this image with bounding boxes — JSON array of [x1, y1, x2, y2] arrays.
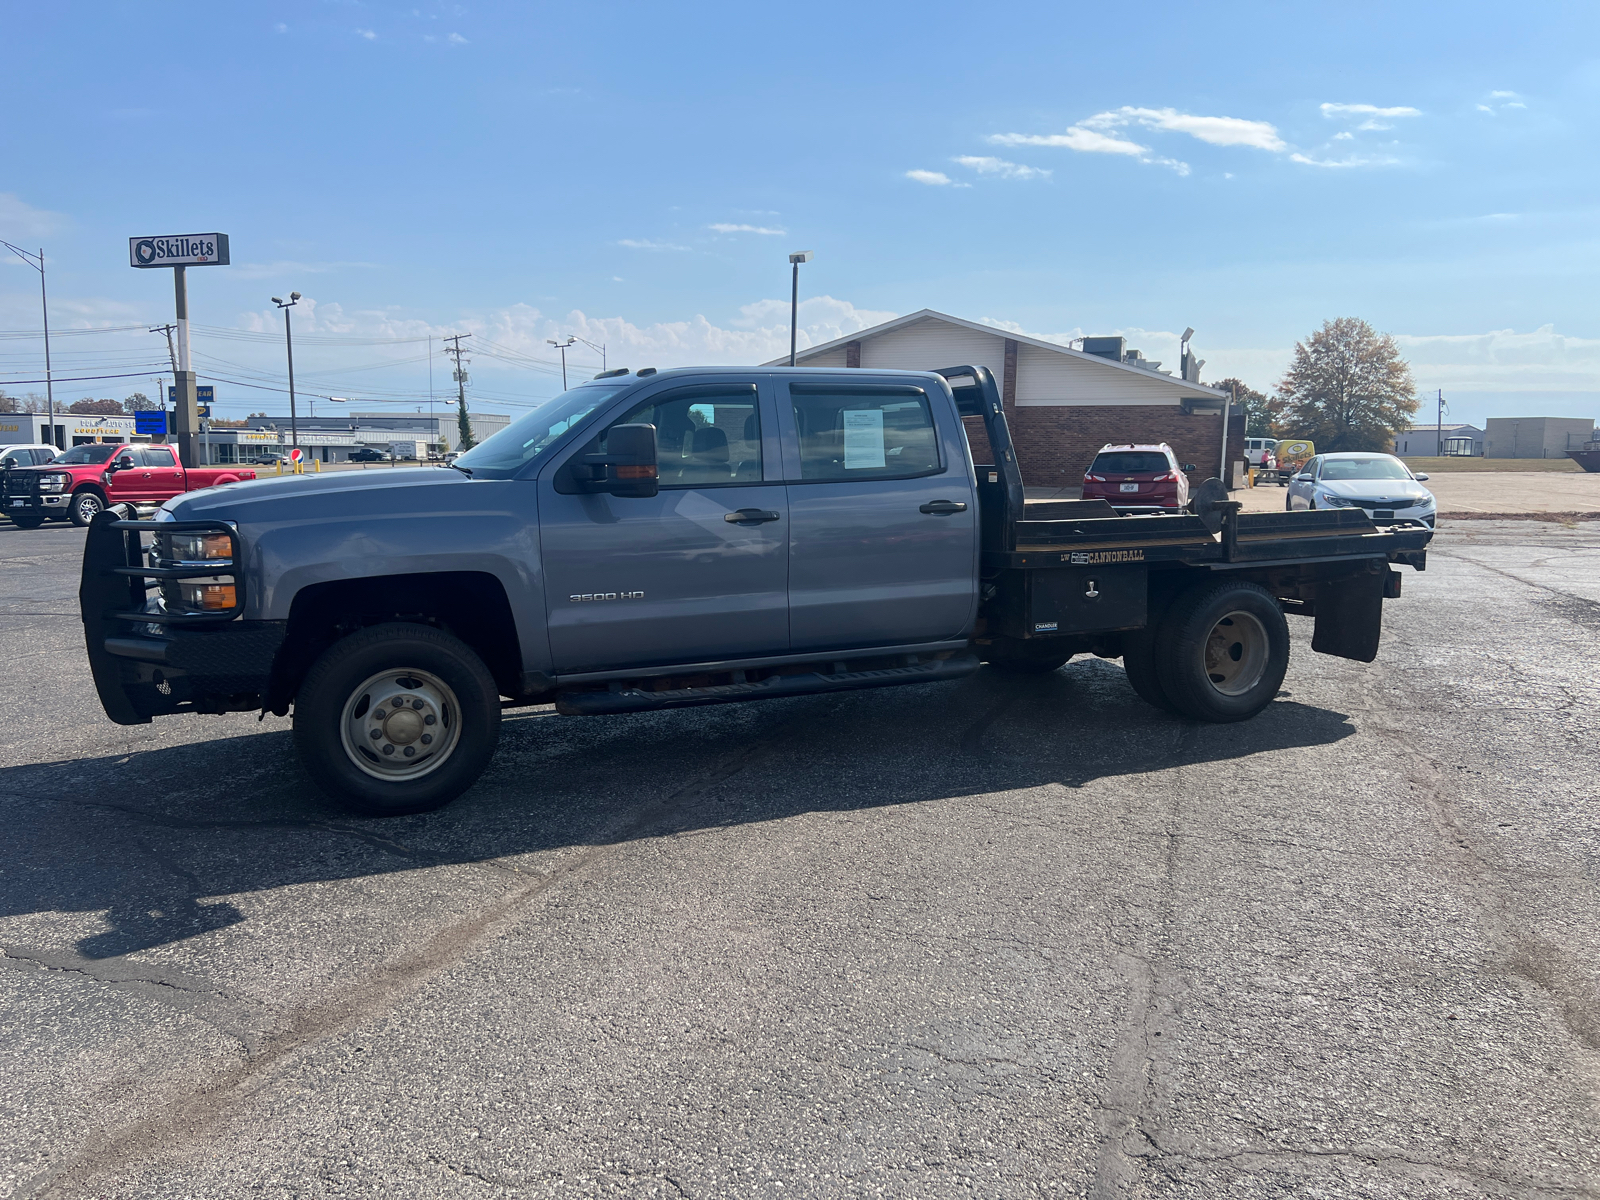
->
[[1081, 336, 1126, 361]]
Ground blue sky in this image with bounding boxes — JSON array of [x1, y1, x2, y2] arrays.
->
[[4, 0, 1600, 428]]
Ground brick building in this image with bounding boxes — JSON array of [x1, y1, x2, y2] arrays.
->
[[767, 310, 1240, 488]]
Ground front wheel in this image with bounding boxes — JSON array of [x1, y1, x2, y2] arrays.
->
[[1154, 581, 1290, 722], [8, 512, 44, 530], [69, 489, 106, 527], [293, 622, 501, 816]]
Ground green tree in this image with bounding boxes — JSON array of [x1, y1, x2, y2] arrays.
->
[[1276, 318, 1418, 452], [1208, 377, 1280, 437], [124, 391, 157, 411], [68, 397, 125, 415], [456, 399, 475, 450]]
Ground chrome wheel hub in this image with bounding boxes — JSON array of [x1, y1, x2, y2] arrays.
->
[[1202, 610, 1269, 696], [339, 668, 461, 782]]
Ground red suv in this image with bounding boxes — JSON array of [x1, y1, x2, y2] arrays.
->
[[1082, 443, 1194, 511]]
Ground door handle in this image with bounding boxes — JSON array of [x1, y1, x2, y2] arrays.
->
[[919, 499, 968, 515], [724, 508, 781, 524]]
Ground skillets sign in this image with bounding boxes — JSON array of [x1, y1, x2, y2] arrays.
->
[[129, 233, 230, 268]]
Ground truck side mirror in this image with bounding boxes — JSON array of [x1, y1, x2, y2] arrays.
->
[[112, 454, 135, 472], [1181, 463, 1197, 473], [601, 423, 659, 498]]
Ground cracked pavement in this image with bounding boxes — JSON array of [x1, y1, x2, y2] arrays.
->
[[1, 518, 1597, 1198]]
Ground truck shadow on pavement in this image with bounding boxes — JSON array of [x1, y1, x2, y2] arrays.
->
[[0, 658, 1356, 959]]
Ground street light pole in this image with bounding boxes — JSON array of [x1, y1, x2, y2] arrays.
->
[[572, 335, 606, 372], [272, 293, 301, 448], [2, 241, 56, 448], [787, 251, 812, 367], [547, 336, 575, 389]]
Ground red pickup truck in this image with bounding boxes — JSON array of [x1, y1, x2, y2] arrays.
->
[[2, 443, 256, 528]]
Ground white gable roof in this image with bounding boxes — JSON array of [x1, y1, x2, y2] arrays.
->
[[764, 308, 1227, 405]]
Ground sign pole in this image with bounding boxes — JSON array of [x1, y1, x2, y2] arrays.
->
[[171, 264, 200, 467]]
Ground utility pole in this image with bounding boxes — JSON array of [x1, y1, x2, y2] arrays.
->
[[547, 336, 574, 389], [443, 333, 474, 450], [1436, 389, 1445, 457], [3, 241, 56, 448], [272, 294, 301, 448]]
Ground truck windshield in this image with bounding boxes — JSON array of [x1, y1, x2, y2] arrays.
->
[[453, 383, 631, 478], [54, 444, 120, 465]]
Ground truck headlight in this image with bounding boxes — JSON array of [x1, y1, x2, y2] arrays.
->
[[38, 473, 69, 493], [160, 531, 234, 564]]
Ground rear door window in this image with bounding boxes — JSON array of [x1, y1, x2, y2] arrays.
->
[[141, 446, 177, 467], [788, 386, 941, 482]]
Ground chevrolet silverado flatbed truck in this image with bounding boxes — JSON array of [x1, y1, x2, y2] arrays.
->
[[81, 365, 1431, 816]]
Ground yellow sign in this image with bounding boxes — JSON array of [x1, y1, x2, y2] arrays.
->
[[1275, 439, 1315, 461]]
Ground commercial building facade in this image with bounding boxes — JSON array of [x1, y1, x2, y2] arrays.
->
[[241, 410, 510, 461], [767, 310, 1240, 488], [1394, 423, 1485, 457], [1483, 417, 1596, 459]]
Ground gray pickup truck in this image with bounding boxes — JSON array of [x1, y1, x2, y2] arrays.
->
[[81, 365, 1431, 816]]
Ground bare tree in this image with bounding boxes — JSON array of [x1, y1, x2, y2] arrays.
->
[[0, 390, 17, 414], [1277, 318, 1418, 453], [1208, 377, 1280, 438]]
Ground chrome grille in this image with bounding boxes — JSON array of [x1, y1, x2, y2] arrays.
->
[[1350, 497, 1416, 510]]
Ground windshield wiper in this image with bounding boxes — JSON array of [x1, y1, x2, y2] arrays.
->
[[448, 462, 473, 478]]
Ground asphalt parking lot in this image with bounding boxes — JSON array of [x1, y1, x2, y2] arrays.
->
[[3, 518, 1598, 1199]]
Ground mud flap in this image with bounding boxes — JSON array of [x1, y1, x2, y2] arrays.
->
[[1311, 566, 1396, 663]]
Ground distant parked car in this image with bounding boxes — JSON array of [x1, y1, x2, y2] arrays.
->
[[1081, 443, 1197, 511], [1287, 452, 1436, 527], [1, 443, 59, 470], [347, 447, 386, 462], [1243, 437, 1277, 469], [249, 451, 286, 465]]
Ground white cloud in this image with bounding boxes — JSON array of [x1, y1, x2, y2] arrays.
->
[[274, 22, 287, 33], [1333, 131, 1354, 141], [906, 169, 955, 186], [447, 32, 468, 44], [356, 28, 377, 40], [707, 223, 786, 235], [1290, 152, 1400, 169], [0, 193, 65, 238], [988, 127, 1188, 174], [1320, 103, 1422, 119], [1478, 90, 1527, 115], [1085, 106, 1286, 151], [1394, 325, 1600, 392], [617, 238, 689, 251], [990, 128, 1147, 156], [953, 155, 1050, 180]]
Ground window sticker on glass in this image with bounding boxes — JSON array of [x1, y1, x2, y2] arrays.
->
[[842, 409, 885, 469]]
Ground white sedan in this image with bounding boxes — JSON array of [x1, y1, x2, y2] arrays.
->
[[1287, 452, 1437, 528]]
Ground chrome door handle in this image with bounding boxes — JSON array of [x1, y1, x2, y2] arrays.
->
[[919, 499, 968, 515], [724, 508, 781, 524]]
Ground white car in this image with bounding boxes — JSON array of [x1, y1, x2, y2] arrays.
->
[[1, 443, 59, 469], [1287, 452, 1436, 528]]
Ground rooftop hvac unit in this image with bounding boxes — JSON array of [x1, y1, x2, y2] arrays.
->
[[1081, 336, 1126, 361]]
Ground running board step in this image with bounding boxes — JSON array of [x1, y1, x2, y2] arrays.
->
[[555, 653, 980, 716]]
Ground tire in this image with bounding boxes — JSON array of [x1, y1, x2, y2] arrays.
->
[[985, 653, 1071, 675], [1285, 494, 1293, 512], [8, 512, 44, 530], [1120, 627, 1177, 713], [1153, 581, 1290, 723], [69, 489, 106, 527], [293, 622, 501, 816]]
